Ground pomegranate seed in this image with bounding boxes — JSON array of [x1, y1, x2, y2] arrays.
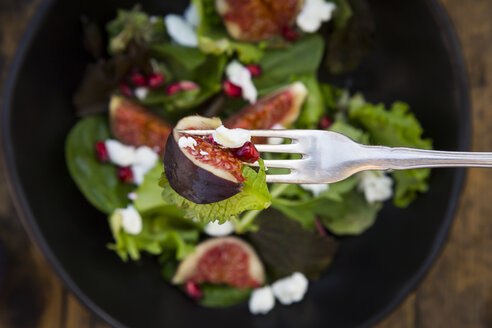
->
[[95, 141, 109, 162], [318, 116, 332, 130], [148, 73, 165, 89], [166, 82, 182, 95], [233, 142, 260, 163], [119, 83, 133, 97], [282, 27, 298, 42], [131, 72, 147, 86], [180, 80, 199, 91], [223, 80, 242, 98], [206, 135, 218, 146], [117, 166, 134, 183], [246, 64, 262, 77], [185, 281, 202, 299]]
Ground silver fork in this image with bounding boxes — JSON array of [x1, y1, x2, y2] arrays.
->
[[182, 129, 492, 184]]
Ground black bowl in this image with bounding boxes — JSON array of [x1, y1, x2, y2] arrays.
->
[[1, 0, 470, 327]]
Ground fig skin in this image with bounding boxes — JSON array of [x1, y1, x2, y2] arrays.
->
[[216, 0, 305, 42], [164, 116, 243, 204], [173, 236, 265, 288], [109, 96, 172, 156]]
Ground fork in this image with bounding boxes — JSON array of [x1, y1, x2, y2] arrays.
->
[[182, 129, 492, 184]]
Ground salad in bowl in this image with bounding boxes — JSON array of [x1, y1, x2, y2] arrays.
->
[[66, 0, 432, 314]]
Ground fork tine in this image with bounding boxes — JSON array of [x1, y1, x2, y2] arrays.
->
[[255, 144, 301, 154], [265, 174, 298, 183], [177, 129, 215, 136], [247, 159, 305, 169], [179, 129, 307, 139]]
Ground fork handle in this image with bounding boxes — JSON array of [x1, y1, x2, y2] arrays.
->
[[362, 146, 492, 170]]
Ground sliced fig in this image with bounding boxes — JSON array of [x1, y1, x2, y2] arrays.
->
[[164, 116, 245, 204], [216, 0, 304, 42], [173, 236, 265, 289], [225, 82, 307, 142], [109, 95, 172, 156]]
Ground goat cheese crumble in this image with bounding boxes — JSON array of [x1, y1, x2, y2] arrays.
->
[[249, 286, 275, 315], [164, 14, 198, 47], [296, 0, 337, 33], [116, 204, 143, 235], [178, 136, 198, 150], [134, 87, 149, 100], [212, 125, 251, 148], [226, 61, 258, 104], [184, 3, 200, 27], [300, 183, 330, 197], [267, 123, 285, 145], [204, 220, 235, 237], [357, 171, 393, 203], [271, 272, 309, 305], [104, 140, 159, 185]]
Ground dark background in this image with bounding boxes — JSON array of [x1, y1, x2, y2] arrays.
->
[[0, 0, 491, 327]]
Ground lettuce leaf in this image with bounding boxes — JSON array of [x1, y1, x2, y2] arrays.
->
[[248, 213, 338, 280], [193, 0, 264, 63], [108, 211, 201, 262], [65, 116, 133, 214], [159, 160, 271, 224], [254, 34, 325, 94], [294, 74, 325, 129], [199, 285, 252, 308], [348, 94, 432, 207]]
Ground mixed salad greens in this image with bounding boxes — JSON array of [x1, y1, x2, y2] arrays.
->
[[66, 0, 432, 314]]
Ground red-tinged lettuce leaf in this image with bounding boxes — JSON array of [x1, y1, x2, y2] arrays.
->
[[248, 211, 338, 280]]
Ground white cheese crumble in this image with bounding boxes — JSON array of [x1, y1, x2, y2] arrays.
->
[[268, 123, 286, 145], [226, 60, 258, 104], [134, 87, 149, 100], [357, 171, 393, 204], [164, 14, 198, 47], [127, 192, 138, 200], [203, 220, 235, 237], [212, 125, 251, 148], [184, 3, 200, 27], [249, 286, 275, 315], [104, 140, 159, 185], [199, 150, 209, 155], [296, 0, 337, 33], [178, 136, 198, 150], [105, 139, 136, 167], [117, 205, 142, 235], [300, 184, 330, 197], [271, 272, 309, 305]]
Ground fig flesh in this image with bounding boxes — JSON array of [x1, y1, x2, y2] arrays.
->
[[109, 96, 172, 156], [164, 116, 245, 204], [173, 236, 265, 289], [215, 0, 304, 42]]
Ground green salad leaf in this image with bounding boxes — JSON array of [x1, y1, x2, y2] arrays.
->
[[254, 34, 325, 94], [151, 43, 206, 71], [133, 163, 168, 213], [348, 94, 432, 207], [294, 74, 325, 129], [193, 0, 264, 63], [199, 285, 252, 308], [319, 190, 382, 235], [248, 213, 338, 280], [106, 6, 159, 54], [159, 160, 271, 224], [65, 116, 133, 214], [109, 211, 201, 262]]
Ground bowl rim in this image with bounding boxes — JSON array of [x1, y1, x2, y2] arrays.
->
[[0, 0, 471, 327]]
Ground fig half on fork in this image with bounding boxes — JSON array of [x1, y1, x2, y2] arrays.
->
[[164, 116, 246, 204]]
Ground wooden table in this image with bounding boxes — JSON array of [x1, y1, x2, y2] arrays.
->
[[0, 1, 491, 327]]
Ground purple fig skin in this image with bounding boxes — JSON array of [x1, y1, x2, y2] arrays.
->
[[163, 122, 243, 204]]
